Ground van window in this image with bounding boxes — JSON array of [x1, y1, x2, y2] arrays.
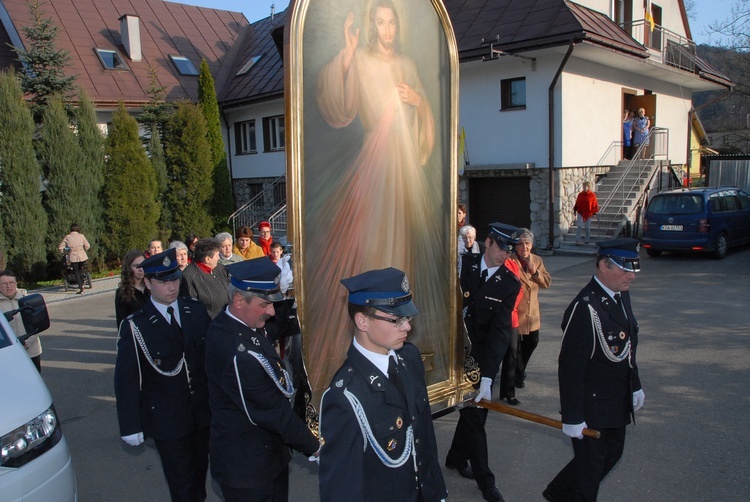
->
[[648, 194, 703, 214], [722, 192, 740, 211], [739, 190, 750, 210], [709, 194, 721, 212]]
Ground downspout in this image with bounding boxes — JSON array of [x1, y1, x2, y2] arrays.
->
[[547, 41, 576, 250], [220, 110, 238, 206], [686, 88, 733, 186]]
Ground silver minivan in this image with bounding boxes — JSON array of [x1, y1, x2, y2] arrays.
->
[[0, 295, 77, 501]]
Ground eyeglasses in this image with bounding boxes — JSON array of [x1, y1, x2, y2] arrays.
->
[[369, 313, 413, 327]]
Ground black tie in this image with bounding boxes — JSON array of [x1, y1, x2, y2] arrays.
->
[[614, 293, 627, 319], [480, 269, 488, 282], [388, 357, 406, 396], [167, 306, 181, 336]]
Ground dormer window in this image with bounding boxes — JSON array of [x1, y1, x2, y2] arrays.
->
[[169, 55, 198, 76], [236, 54, 264, 76], [95, 48, 128, 70]]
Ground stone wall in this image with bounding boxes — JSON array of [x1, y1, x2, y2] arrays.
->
[[460, 165, 609, 249]]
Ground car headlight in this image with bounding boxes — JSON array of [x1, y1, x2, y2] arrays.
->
[[1, 406, 62, 468]]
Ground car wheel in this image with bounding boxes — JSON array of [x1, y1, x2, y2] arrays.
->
[[712, 233, 728, 259], [646, 249, 662, 257]]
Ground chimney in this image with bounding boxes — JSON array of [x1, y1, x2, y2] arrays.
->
[[119, 14, 142, 62]]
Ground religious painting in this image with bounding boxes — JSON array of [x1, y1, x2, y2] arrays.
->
[[286, 0, 463, 424]]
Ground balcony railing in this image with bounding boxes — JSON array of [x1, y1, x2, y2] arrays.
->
[[620, 19, 698, 73]]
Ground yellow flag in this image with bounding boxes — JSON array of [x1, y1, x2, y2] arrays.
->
[[645, 0, 655, 32], [458, 127, 468, 175]]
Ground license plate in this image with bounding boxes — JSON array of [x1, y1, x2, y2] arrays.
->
[[660, 225, 683, 231]]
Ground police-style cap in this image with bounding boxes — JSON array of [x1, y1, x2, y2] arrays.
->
[[139, 248, 181, 281], [488, 222, 521, 252], [226, 257, 284, 302], [597, 238, 641, 272], [341, 267, 418, 317]]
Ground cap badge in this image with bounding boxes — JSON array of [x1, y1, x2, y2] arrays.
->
[[274, 275, 281, 286], [162, 256, 171, 267], [635, 243, 641, 253], [237, 343, 245, 352], [401, 274, 410, 293]]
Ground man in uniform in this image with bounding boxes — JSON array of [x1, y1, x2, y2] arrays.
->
[[205, 258, 319, 502], [114, 248, 212, 502], [319, 267, 447, 502], [543, 238, 645, 502], [445, 223, 521, 502]]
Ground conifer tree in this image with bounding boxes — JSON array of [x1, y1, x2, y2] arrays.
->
[[198, 59, 234, 231], [13, 0, 76, 122], [103, 103, 159, 259], [138, 65, 172, 240], [37, 94, 83, 256], [75, 91, 105, 269], [0, 69, 47, 278], [164, 101, 213, 239]]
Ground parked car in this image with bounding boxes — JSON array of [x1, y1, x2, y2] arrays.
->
[[0, 294, 77, 501], [642, 187, 750, 259]]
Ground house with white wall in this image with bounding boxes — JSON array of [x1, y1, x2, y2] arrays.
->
[[219, 0, 731, 247]]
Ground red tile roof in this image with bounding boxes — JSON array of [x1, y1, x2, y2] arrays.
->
[[0, 0, 248, 107]]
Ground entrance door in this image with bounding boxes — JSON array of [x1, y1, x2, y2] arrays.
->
[[626, 94, 657, 157], [468, 177, 531, 235]]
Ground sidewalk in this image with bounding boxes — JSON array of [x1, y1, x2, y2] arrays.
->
[[35, 275, 120, 305]]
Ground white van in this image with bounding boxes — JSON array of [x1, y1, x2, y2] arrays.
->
[[0, 294, 77, 501]]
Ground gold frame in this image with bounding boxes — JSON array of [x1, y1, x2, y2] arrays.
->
[[285, 0, 471, 420]]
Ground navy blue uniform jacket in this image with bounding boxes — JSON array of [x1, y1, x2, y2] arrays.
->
[[460, 253, 521, 381], [204, 310, 319, 489], [319, 342, 447, 502], [114, 297, 211, 439], [558, 277, 642, 429]]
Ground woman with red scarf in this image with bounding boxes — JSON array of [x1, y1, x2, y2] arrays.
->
[[257, 221, 273, 256]]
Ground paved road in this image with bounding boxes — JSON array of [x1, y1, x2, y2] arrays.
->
[[37, 248, 750, 501]]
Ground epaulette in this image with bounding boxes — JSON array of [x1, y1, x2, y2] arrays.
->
[[328, 363, 356, 392]]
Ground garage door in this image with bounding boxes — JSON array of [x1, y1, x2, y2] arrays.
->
[[468, 177, 531, 234]]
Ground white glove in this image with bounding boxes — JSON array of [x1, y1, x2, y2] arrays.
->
[[562, 422, 587, 439], [308, 446, 321, 464], [121, 432, 144, 446], [474, 377, 492, 403], [633, 389, 645, 412]]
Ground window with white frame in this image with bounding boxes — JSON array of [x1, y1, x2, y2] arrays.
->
[[263, 115, 285, 151], [234, 120, 257, 155], [501, 77, 526, 110]]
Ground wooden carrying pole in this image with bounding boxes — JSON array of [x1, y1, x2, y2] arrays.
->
[[476, 399, 601, 439]]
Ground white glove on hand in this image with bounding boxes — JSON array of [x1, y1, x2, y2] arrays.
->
[[562, 422, 587, 439], [121, 432, 144, 446], [474, 377, 492, 403], [633, 389, 645, 412]]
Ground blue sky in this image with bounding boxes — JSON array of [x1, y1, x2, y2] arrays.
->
[[179, 0, 733, 45]]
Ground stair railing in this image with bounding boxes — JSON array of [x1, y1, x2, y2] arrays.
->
[[227, 174, 287, 236], [596, 127, 669, 238]]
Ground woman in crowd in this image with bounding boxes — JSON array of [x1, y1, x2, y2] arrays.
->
[[232, 226, 264, 260], [632, 107, 650, 158], [623, 109, 634, 160], [180, 238, 230, 318], [0, 270, 42, 372], [257, 221, 273, 256], [58, 223, 90, 294], [215, 232, 244, 266], [509, 229, 551, 389], [185, 233, 200, 262], [169, 241, 190, 271], [114, 250, 149, 328]]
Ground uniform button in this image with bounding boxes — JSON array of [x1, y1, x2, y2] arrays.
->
[[415, 439, 420, 444]]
